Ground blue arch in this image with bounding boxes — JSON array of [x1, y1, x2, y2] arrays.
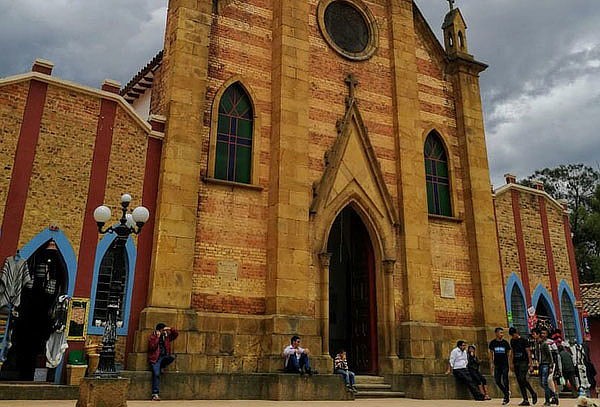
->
[[505, 272, 529, 310], [87, 231, 136, 336], [532, 284, 557, 326], [558, 280, 583, 343], [18, 228, 77, 384], [505, 273, 529, 332], [19, 228, 77, 297]]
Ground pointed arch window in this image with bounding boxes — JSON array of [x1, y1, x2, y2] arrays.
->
[[561, 290, 577, 341], [88, 234, 136, 336], [510, 284, 528, 335], [214, 82, 254, 184], [424, 132, 452, 216]]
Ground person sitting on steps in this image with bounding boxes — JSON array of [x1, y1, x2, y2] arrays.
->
[[148, 323, 178, 401], [282, 335, 317, 375], [333, 349, 357, 393]]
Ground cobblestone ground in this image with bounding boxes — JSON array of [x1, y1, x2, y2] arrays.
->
[[0, 399, 591, 407]]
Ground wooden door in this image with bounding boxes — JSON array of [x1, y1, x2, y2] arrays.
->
[[349, 218, 378, 374]]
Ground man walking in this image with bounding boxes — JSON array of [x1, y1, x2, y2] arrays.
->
[[509, 327, 537, 406], [448, 340, 486, 401], [148, 323, 178, 401], [533, 327, 558, 406], [489, 327, 512, 405]]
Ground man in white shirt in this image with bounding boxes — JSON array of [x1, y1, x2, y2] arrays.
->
[[447, 340, 485, 401], [282, 335, 317, 375]]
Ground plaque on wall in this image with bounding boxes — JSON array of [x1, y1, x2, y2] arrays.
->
[[217, 260, 239, 279], [66, 297, 90, 341], [440, 278, 456, 299]]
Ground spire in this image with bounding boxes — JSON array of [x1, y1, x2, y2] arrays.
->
[[442, 3, 470, 57]]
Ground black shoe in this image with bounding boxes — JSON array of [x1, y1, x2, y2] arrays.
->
[[306, 368, 318, 376], [518, 401, 531, 406], [550, 397, 559, 405], [502, 399, 510, 405], [532, 393, 538, 405]]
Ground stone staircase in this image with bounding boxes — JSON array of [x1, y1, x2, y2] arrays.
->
[[354, 375, 405, 399]]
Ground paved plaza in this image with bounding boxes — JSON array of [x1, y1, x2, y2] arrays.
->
[[0, 400, 589, 407]]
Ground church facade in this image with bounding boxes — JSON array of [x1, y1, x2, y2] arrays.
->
[[0, 0, 584, 398]]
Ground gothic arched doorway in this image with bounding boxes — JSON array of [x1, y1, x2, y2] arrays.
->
[[327, 206, 378, 374], [1, 240, 68, 381]]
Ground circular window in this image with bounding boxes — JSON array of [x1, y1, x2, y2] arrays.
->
[[317, 0, 378, 61]]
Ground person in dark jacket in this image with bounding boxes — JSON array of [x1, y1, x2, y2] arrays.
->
[[467, 345, 491, 400], [559, 345, 579, 397], [533, 328, 558, 406], [148, 323, 178, 401]]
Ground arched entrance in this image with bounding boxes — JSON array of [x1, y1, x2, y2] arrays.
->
[[1, 240, 68, 381], [327, 206, 378, 374]]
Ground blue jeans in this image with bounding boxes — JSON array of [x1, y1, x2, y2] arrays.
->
[[151, 355, 176, 395], [539, 363, 556, 403], [285, 353, 311, 373], [335, 369, 355, 386]]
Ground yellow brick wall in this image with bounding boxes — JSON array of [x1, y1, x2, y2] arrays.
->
[[104, 106, 147, 223], [547, 202, 572, 285], [18, 84, 100, 252], [192, 0, 272, 314], [0, 82, 28, 224], [519, 192, 551, 293], [495, 192, 521, 279], [429, 219, 476, 326]]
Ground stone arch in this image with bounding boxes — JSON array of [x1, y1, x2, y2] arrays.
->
[[558, 280, 582, 343], [206, 75, 262, 185]]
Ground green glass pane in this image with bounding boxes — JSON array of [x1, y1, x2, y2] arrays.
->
[[218, 115, 230, 134], [424, 140, 432, 157], [426, 182, 435, 214], [238, 119, 253, 140], [236, 96, 251, 117], [215, 142, 229, 180], [438, 184, 452, 216], [234, 146, 252, 184], [219, 92, 233, 114], [436, 161, 448, 177]]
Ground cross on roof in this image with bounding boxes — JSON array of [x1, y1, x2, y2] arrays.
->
[[447, 0, 455, 11], [345, 73, 358, 102]]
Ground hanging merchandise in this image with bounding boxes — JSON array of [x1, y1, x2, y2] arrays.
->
[[45, 330, 68, 368], [575, 343, 591, 391], [0, 256, 32, 310], [50, 295, 71, 333]]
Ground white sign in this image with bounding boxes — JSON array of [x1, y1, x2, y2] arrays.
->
[[217, 260, 239, 279], [440, 278, 456, 299]]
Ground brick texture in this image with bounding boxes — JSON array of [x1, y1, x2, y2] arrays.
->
[[0, 82, 28, 224]]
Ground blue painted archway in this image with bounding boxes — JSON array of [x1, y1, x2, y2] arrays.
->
[[558, 280, 583, 343], [19, 228, 77, 297], [505, 272, 529, 332], [532, 284, 557, 327], [18, 228, 77, 383], [87, 231, 136, 336]]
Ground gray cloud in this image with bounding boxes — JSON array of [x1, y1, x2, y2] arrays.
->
[[417, 0, 600, 186], [2, 0, 599, 188], [0, 0, 166, 87]]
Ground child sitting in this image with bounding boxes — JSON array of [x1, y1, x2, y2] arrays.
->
[[334, 349, 357, 393]]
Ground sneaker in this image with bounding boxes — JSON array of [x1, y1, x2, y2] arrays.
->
[[351, 386, 358, 393], [503, 399, 510, 405], [543, 403, 551, 407], [151, 394, 161, 401], [551, 397, 559, 405], [484, 395, 492, 400], [532, 393, 538, 405], [518, 401, 531, 406]]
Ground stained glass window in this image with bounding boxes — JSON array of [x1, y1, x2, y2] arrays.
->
[[424, 132, 452, 216], [92, 239, 128, 327], [561, 291, 577, 342], [510, 285, 528, 334], [215, 83, 253, 184]]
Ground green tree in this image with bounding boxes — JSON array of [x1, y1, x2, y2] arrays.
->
[[523, 164, 600, 282]]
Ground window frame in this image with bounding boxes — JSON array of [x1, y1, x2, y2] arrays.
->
[[424, 130, 453, 217], [87, 230, 136, 336], [207, 77, 261, 187], [558, 280, 583, 343]]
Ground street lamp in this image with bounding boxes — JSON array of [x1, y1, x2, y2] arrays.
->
[[92, 194, 149, 378]]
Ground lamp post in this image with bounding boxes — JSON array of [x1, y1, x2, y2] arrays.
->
[[92, 194, 149, 378]]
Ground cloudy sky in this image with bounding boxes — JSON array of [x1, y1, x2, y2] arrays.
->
[[1, 0, 599, 187]]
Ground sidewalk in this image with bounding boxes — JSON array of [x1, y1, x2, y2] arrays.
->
[[0, 399, 587, 407]]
